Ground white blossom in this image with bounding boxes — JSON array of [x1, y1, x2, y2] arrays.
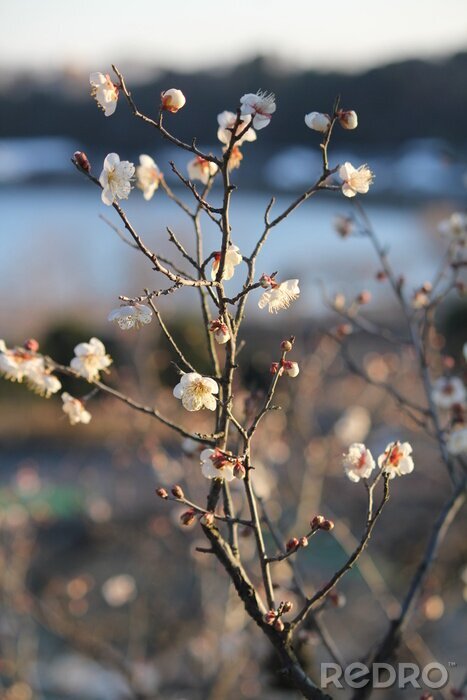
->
[[339, 162, 374, 198], [438, 212, 467, 246], [343, 443, 375, 482], [0, 344, 60, 397], [304, 112, 331, 133], [101, 574, 137, 607], [187, 156, 218, 185], [89, 72, 119, 116], [136, 154, 162, 201], [217, 111, 257, 145], [161, 89, 186, 112], [211, 245, 242, 281], [378, 441, 414, 478], [446, 425, 467, 456], [283, 360, 300, 377], [26, 366, 62, 398], [258, 279, 300, 314], [99, 153, 135, 206], [70, 337, 112, 382], [209, 319, 230, 345], [240, 91, 276, 130], [200, 449, 235, 481], [108, 304, 153, 330], [61, 393, 92, 425], [173, 373, 219, 411], [431, 377, 466, 410], [338, 110, 358, 130]]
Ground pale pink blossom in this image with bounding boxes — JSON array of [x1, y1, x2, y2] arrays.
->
[[342, 443, 375, 482], [173, 373, 219, 411], [187, 156, 218, 185], [200, 448, 235, 481], [99, 153, 135, 206], [136, 154, 162, 201], [90, 72, 119, 116], [258, 278, 300, 314], [161, 89, 186, 113], [339, 162, 374, 198], [304, 112, 331, 133], [377, 441, 414, 478], [211, 245, 242, 281], [240, 91, 276, 130]]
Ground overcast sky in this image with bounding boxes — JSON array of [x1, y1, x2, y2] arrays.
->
[[2, 0, 467, 74]]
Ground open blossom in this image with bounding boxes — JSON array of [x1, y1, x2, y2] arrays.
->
[[99, 153, 135, 206], [161, 89, 186, 113], [431, 377, 466, 409], [0, 342, 61, 397], [283, 360, 299, 377], [26, 366, 62, 397], [438, 212, 467, 246], [338, 110, 358, 130], [187, 156, 218, 184], [211, 245, 242, 281], [240, 91, 276, 130], [70, 337, 112, 382], [89, 72, 119, 116], [378, 441, 414, 478], [217, 111, 257, 145], [343, 443, 375, 482], [173, 373, 219, 411], [339, 162, 374, 198], [447, 425, 467, 456], [136, 155, 162, 201], [61, 393, 92, 425], [108, 303, 153, 330], [258, 278, 300, 313], [304, 112, 331, 133], [209, 319, 230, 344], [200, 449, 235, 481]]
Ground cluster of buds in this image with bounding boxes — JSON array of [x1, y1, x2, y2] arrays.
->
[[304, 108, 358, 133], [264, 600, 293, 632], [311, 514, 334, 531], [286, 536, 309, 552]]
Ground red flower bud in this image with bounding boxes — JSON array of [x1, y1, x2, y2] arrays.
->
[[321, 519, 335, 531], [375, 270, 387, 281], [311, 515, 325, 529], [356, 290, 371, 305], [286, 537, 300, 552], [282, 600, 293, 613], [270, 362, 280, 374], [264, 610, 276, 625], [180, 508, 196, 526], [299, 536, 309, 548], [171, 484, 184, 499], [155, 488, 168, 499], [74, 151, 91, 172], [23, 338, 39, 352]]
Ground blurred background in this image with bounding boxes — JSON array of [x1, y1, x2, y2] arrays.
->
[[1, 2, 466, 699]]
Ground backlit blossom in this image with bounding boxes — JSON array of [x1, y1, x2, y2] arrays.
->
[[342, 443, 375, 482], [173, 372, 219, 411], [240, 91, 276, 130], [89, 72, 119, 116], [217, 111, 257, 145], [446, 425, 467, 456], [187, 156, 218, 185], [378, 441, 414, 478], [209, 319, 230, 345], [70, 337, 112, 382], [161, 89, 186, 113], [224, 145, 243, 171], [26, 366, 62, 398], [258, 278, 300, 314], [200, 448, 235, 481], [136, 155, 162, 201], [101, 574, 137, 607], [438, 212, 467, 246], [62, 393, 92, 425], [0, 343, 61, 397], [283, 360, 299, 377], [108, 303, 153, 330], [339, 162, 374, 198], [338, 110, 358, 130], [99, 153, 135, 206], [304, 112, 331, 133], [211, 245, 242, 281], [431, 377, 466, 409]]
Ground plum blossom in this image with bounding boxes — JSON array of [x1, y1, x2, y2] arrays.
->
[[217, 111, 257, 145], [338, 110, 358, 130], [99, 153, 135, 206], [438, 212, 467, 246], [209, 319, 230, 345], [173, 373, 219, 411], [108, 303, 153, 330], [0, 342, 61, 397], [161, 89, 186, 113], [431, 377, 466, 410], [342, 443, 375, 482], [61, 393, 92, 426], [89, 72, 119, 116], [258, 277, 300, 314], [70, 337, 112, 382], [211, 245, 242, 281], [378, 441, 414, 478], [283, 361, 299, 377], [136, 155, 162, 201], [26, 366, 62, 398], [200, 448, 235, 481], [304, 112, 331, 133], [339, 162, 374, 198], [240, 91, 276, 130], [187, 156, 218, 185], [446, 425, 467, 456]]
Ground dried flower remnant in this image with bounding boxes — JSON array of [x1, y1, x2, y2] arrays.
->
[[160, 88, 186, 113], [70, 337, 112, 382], [378, 441, 414, 478], [90, 72, 119, 116], [61, 393, 92, 425], [99, 153, 135, 206], [200, 448, 235, 481], [342, 443, 376, 482], [339, 162, 374, 198], [173, 373, 219, 411], [258, 277, 300, 313], [431, 377, 466, 410], [240, 91, 276, 130], [136, 154, 162, 200], [108, 303, 153, 330]]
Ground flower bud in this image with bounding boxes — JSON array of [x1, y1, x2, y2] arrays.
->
[[74, 151, 91, 172], [333, 293, 346, 310], [161, 89, 186, 113], [282, 600, 293, 613], [321, 519, 335, 531], [283, 360, 299, 378], [356, 290, 371, 305], [338, 110, 358, 130], [155, 487, 168, 499], [273, 618, 285, 632], [233, 461, 246, 480], [270, 362, 280, 375], [259, 273, 273, 289], [334, 216, 353, 238], [299, 536, 309, 548], [23, 338, 39, 353], [327, 590, 346, 608], [286, 537, 300, 552], [304, 111, 331, 133], [375, 270, 387, 281], [336, 323, 352, 339], [264, 610, 276, 625], [171, 484, 184, 499], [311, 515, 325, 529], [281, 339, 293, 352], [180, 508, 196, 526]]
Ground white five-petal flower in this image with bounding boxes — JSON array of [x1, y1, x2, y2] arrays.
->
[[211, 245, 242, 281], [200, 448, 235, 481], [90, 72, 119, 116], [240, 91, 276, 130], [217, 111, 257, 145], [431, 377, 466, 410], [258, 279, 300, 314], [342, 443, 376, 482], [99, 153, 135, 206], [136, 155, 162, 201], [70, 337, 112, 382], [187, 156, 218, 185], [108, 304, 153, 330], [339, 162, 374, 198], [377, 441, 414, 478], [173, 373, 219, 411], [62, 393, 92, 425]]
